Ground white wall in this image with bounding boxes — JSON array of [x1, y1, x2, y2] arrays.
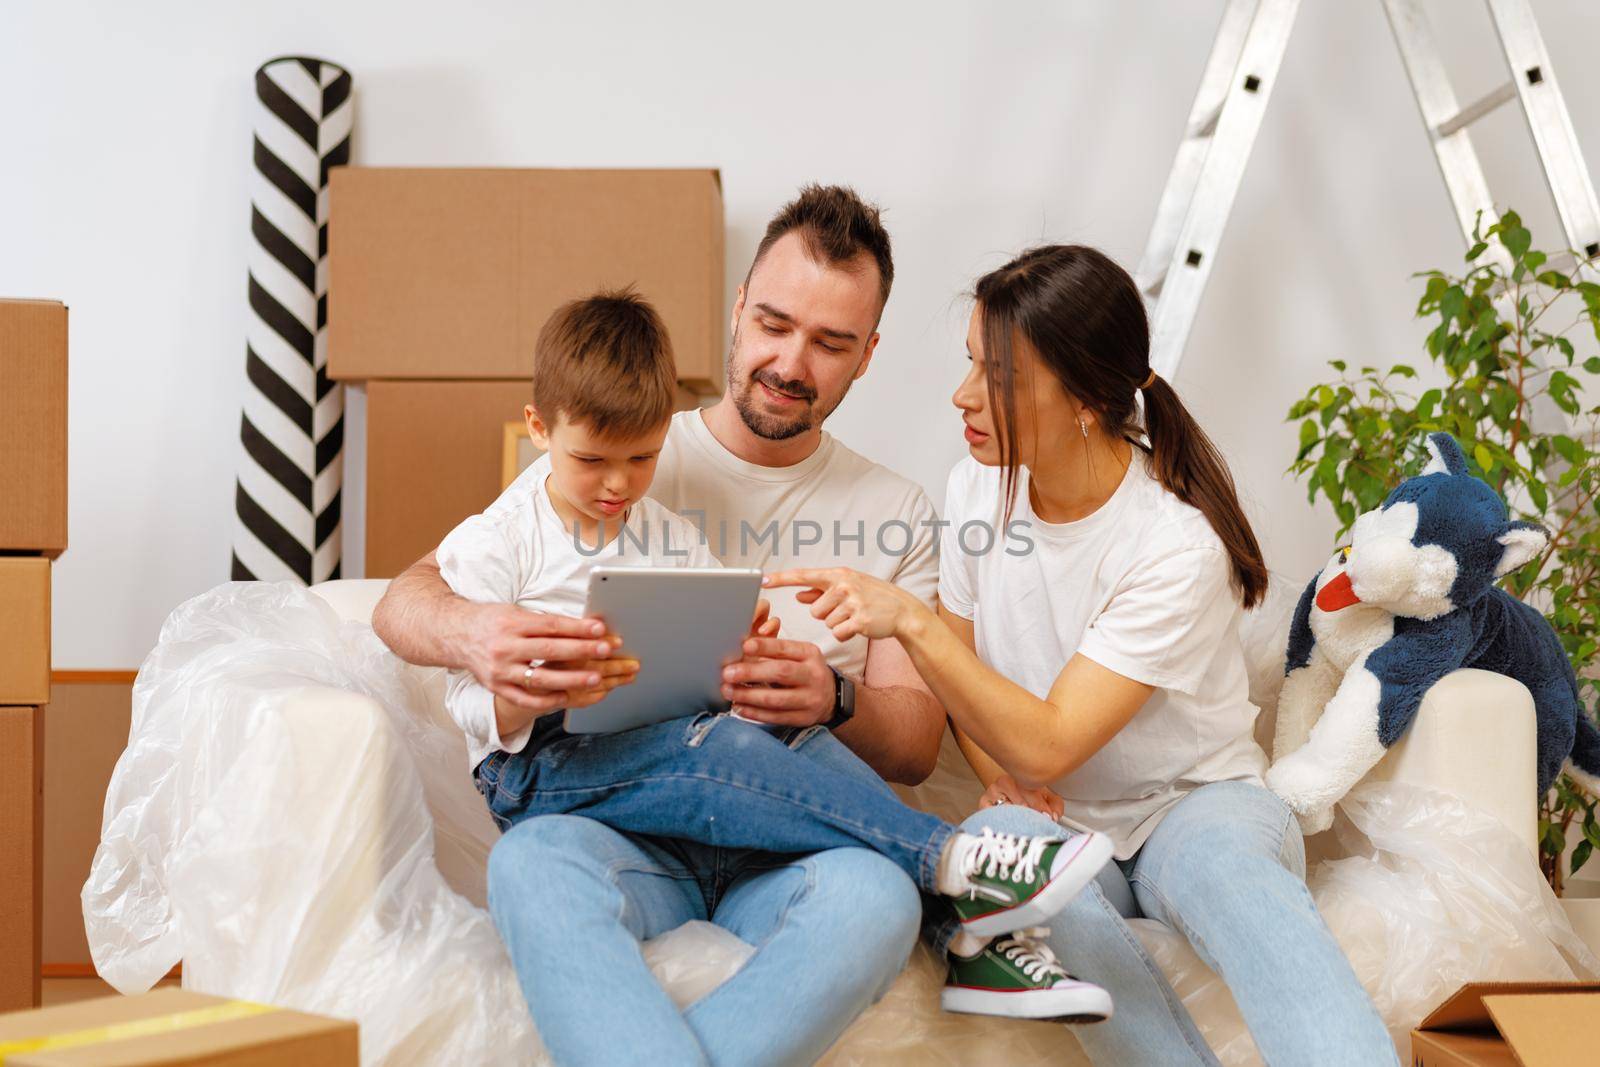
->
[[3, 0, 1596, 668]]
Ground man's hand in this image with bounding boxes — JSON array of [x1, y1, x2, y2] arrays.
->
[[466, 603, 633, 713], [978, 773, 1066, 819], [721, 636, 834, 727]]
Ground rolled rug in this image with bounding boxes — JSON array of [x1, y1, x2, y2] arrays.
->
[[232, 56, 352, 583]]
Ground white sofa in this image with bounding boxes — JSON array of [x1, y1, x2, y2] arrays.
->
[[292, 577, 1539, 1065]]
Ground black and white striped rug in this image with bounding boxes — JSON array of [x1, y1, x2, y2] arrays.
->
[[232, 56, 352, 584]]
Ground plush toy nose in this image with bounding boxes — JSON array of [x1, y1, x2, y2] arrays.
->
[[1315, 570, 1361, 612]]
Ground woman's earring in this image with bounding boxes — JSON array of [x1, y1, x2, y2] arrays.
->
[[1079, 418, 1089, 440]]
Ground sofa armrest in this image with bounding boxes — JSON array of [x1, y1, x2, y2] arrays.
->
[[1363, 668, 1538, 855], [310, 578, 391, 626]]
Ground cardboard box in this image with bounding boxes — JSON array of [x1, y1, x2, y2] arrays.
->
[[365, 380, 700, 579], [0, 300, 68, 556], [42, 677, 135, 968], [1411, 981, 1600, 1065], [0, 988, 357, 1065], [0, 706, 43, 1012], [329, 168, 725, 392], [0, 558, 50, 705]]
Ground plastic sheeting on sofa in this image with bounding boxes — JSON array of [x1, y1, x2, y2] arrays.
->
[[86, 582, 1598, 1066]]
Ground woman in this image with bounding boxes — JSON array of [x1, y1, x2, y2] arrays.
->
[[767, 245, 1396, 1065]]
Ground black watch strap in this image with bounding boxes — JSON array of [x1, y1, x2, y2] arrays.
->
[[825, 667, 856, 731]]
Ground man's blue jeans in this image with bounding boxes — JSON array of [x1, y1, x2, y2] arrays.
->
[[482, 714, 926, 1067], [929, 782, 1398, 1066]]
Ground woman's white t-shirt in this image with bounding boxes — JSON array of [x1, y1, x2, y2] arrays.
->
[[939, 452, 1266, 859]]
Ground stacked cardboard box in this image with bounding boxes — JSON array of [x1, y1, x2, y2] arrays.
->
[[0, 298, 67, 1012], [0, 988, 357, 1065], [329, 168, 725, 577], [41, 676, 137, 971], [1410, 981, 1600, 1065]]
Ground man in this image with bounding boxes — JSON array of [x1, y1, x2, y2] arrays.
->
[[375, 185, 947, 1064]]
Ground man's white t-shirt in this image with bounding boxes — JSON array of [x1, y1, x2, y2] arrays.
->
[[438, 453, 715, 770], [494, 409, 941, 679], [939, 451, 1266, 859]]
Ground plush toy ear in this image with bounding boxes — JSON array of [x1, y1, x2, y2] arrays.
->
[[1495, 521, 1550, 578], [1421, 432, 1468, 476]]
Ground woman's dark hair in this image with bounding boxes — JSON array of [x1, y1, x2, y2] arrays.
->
[[973, 244, 1268, 608]]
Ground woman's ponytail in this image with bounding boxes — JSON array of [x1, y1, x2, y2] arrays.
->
[[1141, 376, 1269, 608], [974, 245, 1269, 608]]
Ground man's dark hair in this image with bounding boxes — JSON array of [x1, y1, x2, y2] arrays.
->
[[746, 184, 894, 311]]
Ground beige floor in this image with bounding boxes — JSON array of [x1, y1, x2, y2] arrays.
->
[[40, 977, 180, 1007]]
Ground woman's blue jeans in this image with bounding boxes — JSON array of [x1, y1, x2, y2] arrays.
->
[[931, 781, 1398, 1066]]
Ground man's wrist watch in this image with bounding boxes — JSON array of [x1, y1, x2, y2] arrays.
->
[[825, 667, 856, 731]]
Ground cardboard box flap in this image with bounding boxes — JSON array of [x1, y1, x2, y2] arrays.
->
[[1417, 981, 1600, 1032], [1481, 992, 1600, 1066], [0, 989, 248, 1041], [0, 988, 356, 1066]]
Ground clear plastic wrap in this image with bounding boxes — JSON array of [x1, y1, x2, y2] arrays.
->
[[1315, 781, 1599, 1052], [84, 582, 545, 1064], [640, 921, 756, 1009], [85, 581, 1599, 1067]]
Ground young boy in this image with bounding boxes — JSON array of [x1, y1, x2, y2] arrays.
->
[[438, 288, 1114, 1022]]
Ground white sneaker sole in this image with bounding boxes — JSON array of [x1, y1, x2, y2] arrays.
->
[[959, 831, 1115, 938], [942, 980, 1114, 1023]]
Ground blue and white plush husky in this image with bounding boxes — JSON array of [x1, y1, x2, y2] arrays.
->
[[1266, 432, 1600, 832]]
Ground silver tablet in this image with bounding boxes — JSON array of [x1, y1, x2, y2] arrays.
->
[[562, 566, 763, 735]]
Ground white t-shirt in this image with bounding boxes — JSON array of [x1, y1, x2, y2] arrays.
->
[[438, 453, 715, 769], [939, 452, 1266, 859], [494, 409, 941, 678]]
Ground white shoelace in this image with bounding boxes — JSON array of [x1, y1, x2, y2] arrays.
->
[[995, 928, 1070, 983], [957, 828, 1050, 896]]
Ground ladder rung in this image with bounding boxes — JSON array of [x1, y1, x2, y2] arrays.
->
[[1434, 80, 1517, 138]]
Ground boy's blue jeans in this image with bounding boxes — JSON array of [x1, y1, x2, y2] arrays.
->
[[479, 713, 933, 1067], [476, 711, 956, 891]]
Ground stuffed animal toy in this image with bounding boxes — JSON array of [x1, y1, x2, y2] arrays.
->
[[1266, 432, 1600, 833]]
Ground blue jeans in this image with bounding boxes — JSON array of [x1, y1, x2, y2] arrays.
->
[[482, 716, 924, 1066], [930, 781, 1396, 1067], [476, 712, 955, 892]]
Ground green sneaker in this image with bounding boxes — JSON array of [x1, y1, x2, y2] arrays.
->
[[943, 929, 1113, 1022], [947, 828, 1114, 937]]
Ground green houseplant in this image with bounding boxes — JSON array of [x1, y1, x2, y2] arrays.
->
[[1285, 209, 1600, 895]]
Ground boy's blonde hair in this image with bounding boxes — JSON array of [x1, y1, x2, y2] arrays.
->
[[532, 288, 677, 438]]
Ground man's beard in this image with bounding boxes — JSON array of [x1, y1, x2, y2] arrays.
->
[[726, 330, 849, 442]]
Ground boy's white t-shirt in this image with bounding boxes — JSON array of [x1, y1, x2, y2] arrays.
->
[[492, 409, 941, 679], [939, 452, 1266, 859], [437, 453, 715, 770]]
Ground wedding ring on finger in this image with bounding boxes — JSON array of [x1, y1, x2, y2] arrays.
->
[[522, 664, 537, 690]]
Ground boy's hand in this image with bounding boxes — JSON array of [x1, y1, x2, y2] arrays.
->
[[556, 657, 639, 707], [749, 599, 782, 639], [546, 633, 639, 706]]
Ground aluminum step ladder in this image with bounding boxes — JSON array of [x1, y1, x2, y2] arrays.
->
[[1139, 0, 1600, 378]]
